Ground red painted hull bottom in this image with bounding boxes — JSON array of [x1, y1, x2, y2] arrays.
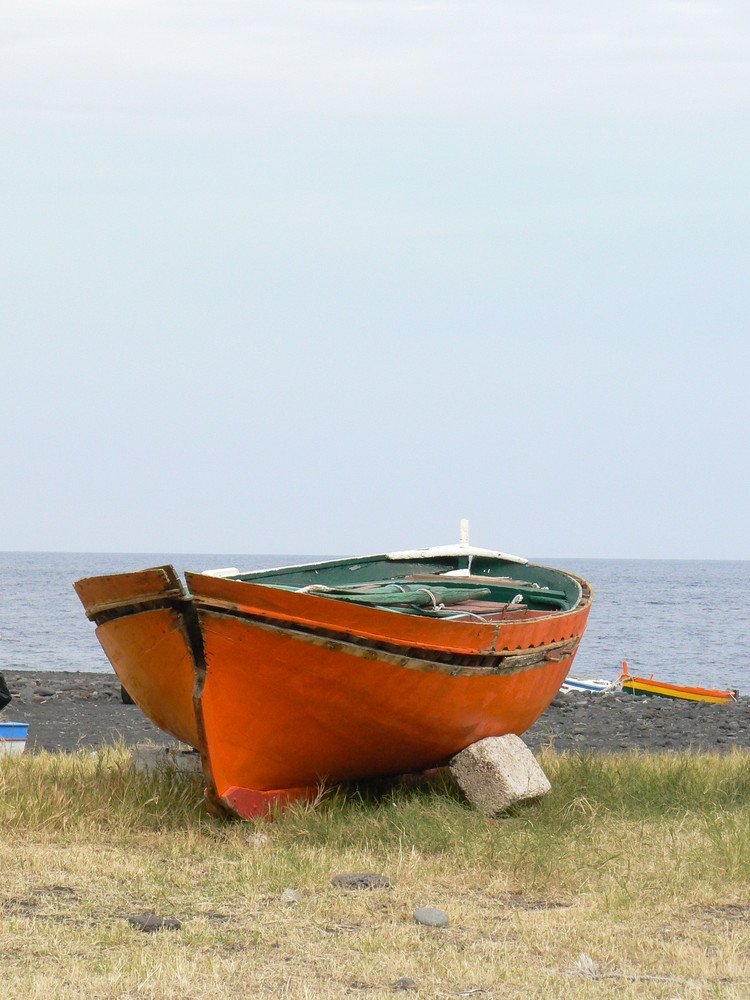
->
[[223, 785, 319, 817], [74, 566, 592, 819]]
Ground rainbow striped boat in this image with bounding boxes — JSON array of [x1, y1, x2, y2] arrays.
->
[[620, 662, 738, 704], [0, 722, 28, 755]]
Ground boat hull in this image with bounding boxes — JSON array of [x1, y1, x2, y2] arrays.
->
[[560, 676, 619, 694], [621, 678, 736, 703], [197, 609, 579, 807], [75, 562, 592, 818], [619, 661, 736, 703]]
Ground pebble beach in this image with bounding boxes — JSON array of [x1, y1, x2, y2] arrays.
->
[[3, 669, 749, 755]]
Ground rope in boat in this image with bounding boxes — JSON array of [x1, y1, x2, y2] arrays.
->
[[413, 587, 444, 611]]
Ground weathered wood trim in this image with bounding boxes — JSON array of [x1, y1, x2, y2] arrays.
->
[[196, 606, 581, 678], [178, 598, 228, 817], [85, 596, 183, 627], [74, 565, 184, 620]]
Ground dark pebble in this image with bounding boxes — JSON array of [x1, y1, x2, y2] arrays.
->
[[331, 873, 392, 890], [127, 912, 182, 933]]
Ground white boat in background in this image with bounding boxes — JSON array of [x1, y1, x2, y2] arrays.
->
[[559, 675, 621, 694]]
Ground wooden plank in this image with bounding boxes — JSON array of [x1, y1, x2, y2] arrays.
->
[[74, 566, 184, 619]]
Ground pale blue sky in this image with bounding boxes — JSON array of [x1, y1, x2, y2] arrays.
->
[[2, 2, 749, 557]]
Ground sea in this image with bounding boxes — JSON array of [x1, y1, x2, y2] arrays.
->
[[0, 553, 748, 692]]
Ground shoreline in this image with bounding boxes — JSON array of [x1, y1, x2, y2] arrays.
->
[[1, 671, 176, 751], [2, 670, 749, 755]]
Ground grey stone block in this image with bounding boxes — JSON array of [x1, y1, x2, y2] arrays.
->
[[450, 734, 551, 815]]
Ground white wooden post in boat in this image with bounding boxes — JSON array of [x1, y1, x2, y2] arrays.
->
[[460, 518, 470, 546]]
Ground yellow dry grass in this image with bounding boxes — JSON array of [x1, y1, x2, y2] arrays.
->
[[1, 747, 748, 998]]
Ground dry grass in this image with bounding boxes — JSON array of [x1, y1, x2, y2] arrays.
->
[[1, 747, 748, 998]]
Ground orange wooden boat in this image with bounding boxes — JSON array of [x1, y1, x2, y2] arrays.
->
[[74, 534, 592, 819], [620, 662, 738, 704]]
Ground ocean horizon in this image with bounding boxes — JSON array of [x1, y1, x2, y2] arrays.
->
[[1, 552, 748, 692]]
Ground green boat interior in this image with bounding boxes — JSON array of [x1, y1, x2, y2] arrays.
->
[[228, 554, 583, 620]]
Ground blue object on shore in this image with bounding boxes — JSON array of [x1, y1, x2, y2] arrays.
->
[[0, 721, 29, 754]]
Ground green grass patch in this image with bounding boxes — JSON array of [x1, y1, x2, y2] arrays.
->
[[1, 748, 748, 998]]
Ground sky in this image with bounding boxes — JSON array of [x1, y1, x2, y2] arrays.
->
[[1, 2, 749, 558]]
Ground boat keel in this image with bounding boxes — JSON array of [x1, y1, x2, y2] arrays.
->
[[219, 784, 319, 819]]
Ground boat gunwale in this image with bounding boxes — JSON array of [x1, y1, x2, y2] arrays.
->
[[85, 593, 586, 675], [193, 603, 585, 677], [76, 564, 592, 661], [185, 567, 592, 656]]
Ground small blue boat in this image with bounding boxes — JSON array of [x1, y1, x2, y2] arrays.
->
[[0, 722, 28, 755]]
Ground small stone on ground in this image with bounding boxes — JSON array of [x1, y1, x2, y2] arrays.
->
[[413, 906, 449, 927], [331, 873, 391, 890], [127, 912, 182, 933]]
